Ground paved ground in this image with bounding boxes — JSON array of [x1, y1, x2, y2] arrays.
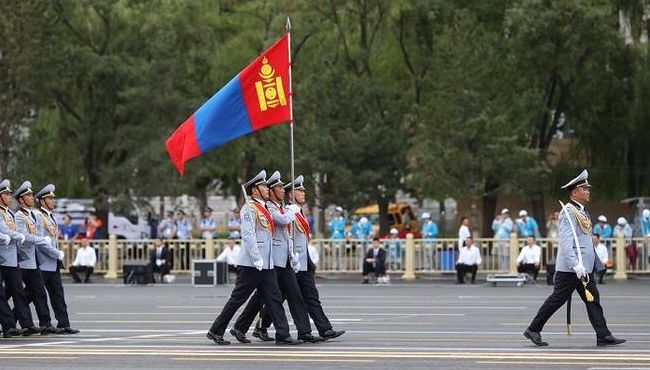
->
[[1, 277, 649, 370]]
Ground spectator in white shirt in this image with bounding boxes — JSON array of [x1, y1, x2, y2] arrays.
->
[[308, 243, 319, 266], [593, 234, 609, 284], [517, 236, 542, 281], [456, 236, 481, 284], [199, 207, 217, 239], [216, 236, 241, 272], [70, 238, 96, 283], [458, 216, 471, 250], [158, 211, 176, 239]]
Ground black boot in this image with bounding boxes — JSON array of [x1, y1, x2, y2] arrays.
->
[[321, 329, 345, 341], [252, 327, 273, 342], [275, 336, 303, 345], [597, 335, 626, 346], [298, 333, 323, 343], [523, 328, 548, 346], [230, 328, 251, 343], [206, 330, 231, 345]]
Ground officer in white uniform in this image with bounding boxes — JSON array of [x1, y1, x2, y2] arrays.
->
[[34, 184, 79, 334], [245, 177, 345, 340], [231, 171, 320, 343], [206, 170, 300, 345], [0, 179, 39, 337], [0, 180, 41, 338], [283, 176, 345, 339], [524, 170, 625, 347], [13, 181, 60, 334]]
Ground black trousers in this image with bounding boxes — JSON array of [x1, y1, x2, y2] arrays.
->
[[234, 265, 312, 337], [0, 267, 17, 331], [362, 262, 386, 277], [528, 271, 611, 339], [296, 270, 332, 335], [258, 270, 333, 335], [0, 266, 34, 328], [16, 268, 52, 327], [70, 266, 94, 283], [597, 269, 607, 284], [518, 263, 540, 281], [41, 270, 71, 328], [456, 263, 477, 283], [209, 267, 290, 340]]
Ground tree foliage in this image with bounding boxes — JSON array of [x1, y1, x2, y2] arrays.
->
[[1, 0, 649, 235]]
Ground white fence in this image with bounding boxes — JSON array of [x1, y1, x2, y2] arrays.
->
[[59, 235, 650, 278]]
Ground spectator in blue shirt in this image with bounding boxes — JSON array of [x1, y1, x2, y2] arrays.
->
[[421, 213, 439, 239], [175, 210, 192, 240], [59, 213, 79, 240], [349, 217, 373, 240], [641, 209, 650, 238], [516, 210, 540, 238], [328, 206, 347, 239], [593, 215, 612, 239]]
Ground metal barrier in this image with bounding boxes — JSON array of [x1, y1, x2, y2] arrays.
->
[[58, 235, 650, 278]]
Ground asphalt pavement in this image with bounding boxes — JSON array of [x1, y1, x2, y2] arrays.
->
[[0, 276, 649, 370]]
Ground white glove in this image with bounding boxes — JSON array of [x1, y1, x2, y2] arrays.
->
[[291, 253, 301, 273], [43, 236, 52, 246], [57, 250, 65, 261], [0, 234, 10, 246], [572, 263, 587, 279], [16, 234, 25, 246], [287, 204, 301, 214], [156, 259, 162, 266], [253, 257, 264, 271]]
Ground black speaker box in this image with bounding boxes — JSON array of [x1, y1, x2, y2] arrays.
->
[[123, 260, 154, 285]]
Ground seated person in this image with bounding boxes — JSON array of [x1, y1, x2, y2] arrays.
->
[[516, 236, 542, 280], [593, 234, 610, 284], [456, 236, 481, 284], [216, 235, 241, 273], [70, 238, 96, 283], [149, 238, 173, 283], [362, 237, 387, 284]]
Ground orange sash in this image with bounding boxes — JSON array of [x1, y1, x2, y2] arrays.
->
[[295, 212, 310, 241], [251, 201, 275, 234]]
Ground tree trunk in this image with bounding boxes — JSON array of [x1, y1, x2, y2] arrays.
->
[[482, 179, 499, 237], [378, 196, 390, 236], [627, 147, 639, 198], [531, 191, 546, 237]]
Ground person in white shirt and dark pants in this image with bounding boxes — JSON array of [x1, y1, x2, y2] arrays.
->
[[456, 236, 481, 284], [517, 236, 542, 281], [593, 234, 609, 284], [216, 235, 241, 273], [70, 238, 96, 283], [149, 237, 173, 283]]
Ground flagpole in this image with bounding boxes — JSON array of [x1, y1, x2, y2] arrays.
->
[[286, 17, 295, 201], [286, 16, 298, 265]]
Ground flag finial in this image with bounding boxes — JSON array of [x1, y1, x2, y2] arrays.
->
[[286, 16, 291, 32]]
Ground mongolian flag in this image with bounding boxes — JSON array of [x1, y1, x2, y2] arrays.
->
[[166, 34, 290, 175]]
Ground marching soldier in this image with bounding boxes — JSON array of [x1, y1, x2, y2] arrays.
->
[[230, 171, 321, 343], [206, 170, 301, 345], [0, 179, 41, 337], [282, 175, 345, 340], [524, 170, 626, 347], [0, 229, 19, 337], [34, 184, 79, 334], [13, 181, 59, 334]]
